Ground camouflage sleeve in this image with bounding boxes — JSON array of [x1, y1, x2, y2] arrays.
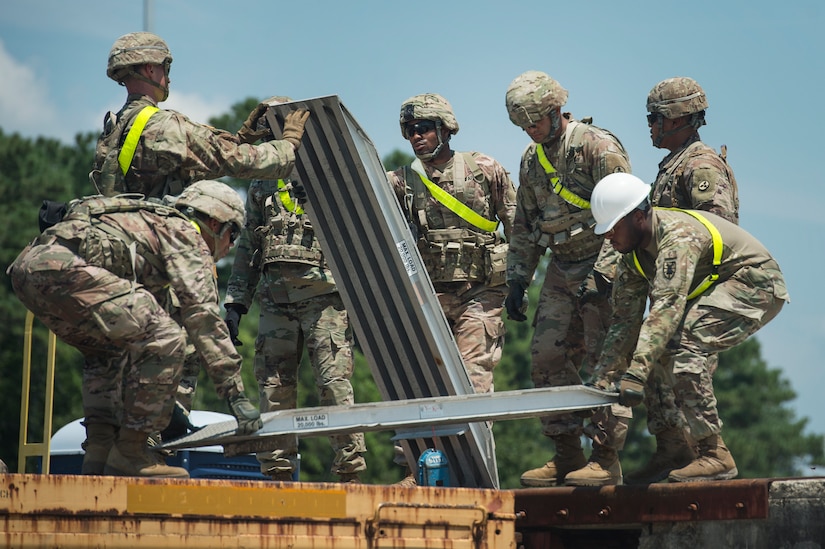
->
[[147, 110, 296, 182], [159, 217, 244, 398], [592, 239, 620, 281], [473, 154, 517, 239], [586, 127, 632, 184], [386, 168, 412, 220], [595, 257, 648, 378], [627, 223, 705, 380], [506, 149, 544, 286], [682, 153, 739, 224], [226, 179, 267, 310]]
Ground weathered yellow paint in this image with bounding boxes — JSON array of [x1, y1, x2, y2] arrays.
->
[[126, 483, 348, 518]]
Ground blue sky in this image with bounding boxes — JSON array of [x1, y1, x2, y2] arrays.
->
[[2, 0, 824, 438]]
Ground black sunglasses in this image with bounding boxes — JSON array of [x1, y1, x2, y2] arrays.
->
[[404, 120, 436, 138], [222, 223, 240, 242], [646, 113, 662, 125]]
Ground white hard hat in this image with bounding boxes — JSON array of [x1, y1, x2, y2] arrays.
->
[[592, 173, 651, 235]]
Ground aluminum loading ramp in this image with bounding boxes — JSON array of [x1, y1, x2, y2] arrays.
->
[[163, 386, 618, 452], [261, 95, 499, 488]]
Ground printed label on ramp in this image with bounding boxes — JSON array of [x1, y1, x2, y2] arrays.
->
[[294, 414, 329, 429], [396, 240, 418, 277]]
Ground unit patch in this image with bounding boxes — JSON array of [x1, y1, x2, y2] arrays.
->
[[663, 252, 677, 279]]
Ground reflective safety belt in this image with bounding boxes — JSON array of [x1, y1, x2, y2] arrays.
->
[[410, 159, 498, 233], [631, 208, 723, 300], [278, 179, 304, 215], [118, 106, 159, 175], [536, 144, 591, 209]]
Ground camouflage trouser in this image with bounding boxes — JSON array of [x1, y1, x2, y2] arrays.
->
[[435, 284, 508, 394], [254, 291, 366, 476], [9, 242, 185, 434], [532, 259, 631, 449], [650, 268, 786, 441]]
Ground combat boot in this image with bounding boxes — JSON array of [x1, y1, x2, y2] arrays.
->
[[393, 467, 418, 488], [103, 428, 189, 478], [81, 423, 118, 475], [268, 471, 294, 482], [338, 472, 362, 484], [520, 434, 587, 487], [668, 433, 738, 482], [625, 427, 697, 485], [565, 444, 623, 486]]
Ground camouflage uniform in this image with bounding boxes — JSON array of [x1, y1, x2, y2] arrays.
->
[[8, 196, 247, 435], [642, 78, 740, 468], [387, 151, 516, 393], [596, 209, 789, 441], [225, 178, 367, 477], [508, 113, 632, 445]]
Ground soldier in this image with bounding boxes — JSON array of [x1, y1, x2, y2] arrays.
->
[[89, 31, 307, 453], [504, 71, 632, 487], [90, 31, 309, 198], [8, 181, 262, 479], [589, 173, 788, 482], [626, 77, 741, 485], [224, 97, 367, 483], [386, 93, 517, 485]]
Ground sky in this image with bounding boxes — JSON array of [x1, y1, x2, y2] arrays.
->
[[2, 0, 824, 438]]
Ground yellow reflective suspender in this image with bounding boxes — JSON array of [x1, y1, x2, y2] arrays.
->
[[536, 144, 591, 210], [118, 106, 159, 175], [278, 179, 304, 215], [631, 208, 723, 300], [410, 159, 498, 233]]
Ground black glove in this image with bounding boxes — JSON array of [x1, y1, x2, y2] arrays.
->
[[505, 280, 528, 321], [290, 180, 307, 205], [228, 392, 262, 435], [619, 372, 646, 407], [577, 270, 612, 305], [160, 401, 202, 440], [224, 304, 245, 346]]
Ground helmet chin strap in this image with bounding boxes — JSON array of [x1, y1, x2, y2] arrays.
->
[[127, 68, 169, 102], [193, 219, 223, 261], [541, 109, 563, 146], [415, 121, 449, 161]]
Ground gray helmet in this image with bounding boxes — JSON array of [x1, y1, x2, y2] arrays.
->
[[107, 32, 172, 83], [176, 180, 245, 229], [505, 71, 568, 127], [646, 77, 708, 119], [399, 93, 459, 137]]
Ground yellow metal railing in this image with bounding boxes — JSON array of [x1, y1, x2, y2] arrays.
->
[[18, 310, 57, 474]]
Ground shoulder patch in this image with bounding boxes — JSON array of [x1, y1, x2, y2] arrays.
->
[[662, 251, 677, 280]]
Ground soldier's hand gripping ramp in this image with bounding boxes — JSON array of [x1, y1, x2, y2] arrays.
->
[[266, 96, 498, 488]]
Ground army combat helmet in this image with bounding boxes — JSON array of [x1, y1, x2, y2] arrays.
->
[[176, 180, 245, 257], [647, 77, 707, 146], [506, 71, 568, 143], [399, 93, 459, 161], [107, 32, 173, 99]]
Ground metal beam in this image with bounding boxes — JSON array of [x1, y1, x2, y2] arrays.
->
[[162, 386, 617, 455]]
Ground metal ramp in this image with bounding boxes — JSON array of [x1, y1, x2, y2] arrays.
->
[[162, 386, 617, 452], [260, 95, 500, 487]]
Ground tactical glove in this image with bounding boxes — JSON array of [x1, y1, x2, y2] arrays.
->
[[228, 392, 262, 435], [282, 109, 310, 150], [161, 401, 201, 441], [618, 372, 646, 407], [224, 304, 245, 346], [291, 180, 308, 205], [237, 102, 270, 144], [577, 270, 612, 306], [504, 280, 528, 322]]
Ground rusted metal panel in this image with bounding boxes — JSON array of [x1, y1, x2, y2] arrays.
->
[[0, 474, 516, 548], [513, 479, 770, 528]]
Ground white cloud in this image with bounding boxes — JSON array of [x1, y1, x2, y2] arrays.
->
[[163, 90, 232, 127], [0, 39, 58, 137]]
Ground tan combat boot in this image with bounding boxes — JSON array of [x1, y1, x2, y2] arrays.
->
[[625, 428, 697, 485], [103, 428, 189, 478], [81, 423, 118, 475], [564, 444, 623, 486], [668, 433, 738, 482], [520, 434, 587, 487], [393, 467, 418, 488]]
